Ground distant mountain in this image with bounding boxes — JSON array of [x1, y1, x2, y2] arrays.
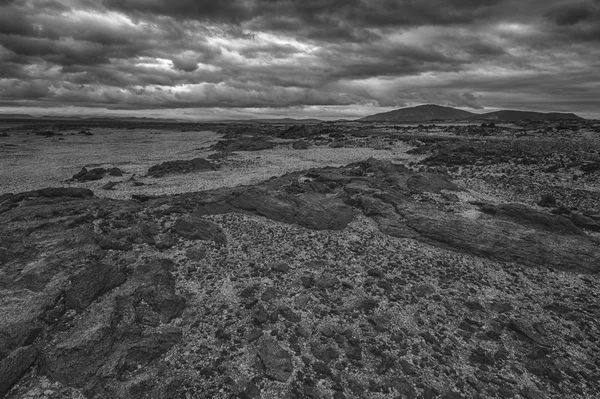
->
[[213, 118, 322, 124], [359, 104, 476, 122], [467, 110, 583, 121]]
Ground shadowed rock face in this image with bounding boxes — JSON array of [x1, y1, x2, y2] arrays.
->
[[1, 157, 599, 397]]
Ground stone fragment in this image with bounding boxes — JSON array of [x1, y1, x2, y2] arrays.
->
[[271, 262, 290, 273], [185, 247, 207, 261], [279, 306, 301, 322], [258, 339, 293, 382]]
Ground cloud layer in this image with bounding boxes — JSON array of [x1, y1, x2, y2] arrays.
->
[[0, 0, 599, 118]]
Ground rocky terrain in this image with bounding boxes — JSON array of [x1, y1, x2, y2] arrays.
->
[[1, 119, 599, 399]]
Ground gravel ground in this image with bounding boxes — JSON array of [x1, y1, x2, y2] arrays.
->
[[0, 127, 420, 199]]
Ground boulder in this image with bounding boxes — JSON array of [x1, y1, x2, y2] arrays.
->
[[292, 140, 310, 149], [258, 339, 293, 382], [107, 167, 125, 177], [72, 167, 107, 181]]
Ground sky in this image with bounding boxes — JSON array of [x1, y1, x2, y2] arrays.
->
[[0, 0, 599, 120]]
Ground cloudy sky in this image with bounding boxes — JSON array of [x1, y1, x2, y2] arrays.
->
[[0, 0, 599, 120]]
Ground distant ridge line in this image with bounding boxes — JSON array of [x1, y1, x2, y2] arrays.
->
[[359, 104, 583, 122]]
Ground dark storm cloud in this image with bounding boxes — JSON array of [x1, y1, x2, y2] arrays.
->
[[546, 2, 596, 25], [172, 57, 199, 72], [0, 0, 598, 117], [0, 80, 51, 99]]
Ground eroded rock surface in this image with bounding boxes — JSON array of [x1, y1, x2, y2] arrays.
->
[[0, 197, 186, 398], [169, 157, 599, 273], [1, 154, 599, 398]]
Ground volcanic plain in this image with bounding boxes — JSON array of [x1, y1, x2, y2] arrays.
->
[[1, 118, 599, 399]]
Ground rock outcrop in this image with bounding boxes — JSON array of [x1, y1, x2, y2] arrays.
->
[[171, 157, 599, 273], [148, 158, 218, 177], [0, 196, 187, 397], [212, 137, 275, 152]]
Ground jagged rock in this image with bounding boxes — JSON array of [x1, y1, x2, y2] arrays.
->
[[279, 306, 301, 322], [72, 167, 107, 181], [570, 213, 600, 231], [41, 258, 185, 397], [469, 347, 495, 366], [395, 206, 598, 273], [247, 329, 263, 343], [64, 261, 126, 311], [107, 167, 124, 176], [368, 314, 391, 332], [442, 192, 460, 202], [271, 262, 290, 273], [172, 216, 227, 245], [367, 268, 384, 278], [148, 158, 217, 177], [227, 187, 354, 230], [508, 319, 551, 347], [258, 339, 293, 382], [481, 203, 582, 235], [581, 161, 600, 173], [0, 346, 38, 397], [521, 387, 545, 399]]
